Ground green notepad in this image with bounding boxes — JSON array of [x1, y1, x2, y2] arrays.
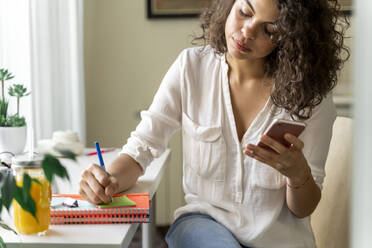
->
[[97, 195, 136, 208]]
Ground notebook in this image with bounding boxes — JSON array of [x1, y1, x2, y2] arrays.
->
[[51, 214, 149, 224], [51, 193, 150, 224]]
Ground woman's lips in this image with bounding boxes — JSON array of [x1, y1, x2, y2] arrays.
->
[[232, 38, 251, 52]]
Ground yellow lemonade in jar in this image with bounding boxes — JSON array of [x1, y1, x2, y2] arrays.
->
[[12, 154, 52, 235]]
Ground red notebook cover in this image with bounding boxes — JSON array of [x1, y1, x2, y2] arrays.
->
[[51, 193, 150, 224]]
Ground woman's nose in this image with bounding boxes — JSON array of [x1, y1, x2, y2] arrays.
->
[[241, 22, 257, 40]]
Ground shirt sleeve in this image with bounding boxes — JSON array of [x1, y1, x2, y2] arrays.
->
[[301, 94, 337, 190], [119, 51, 184, 173]]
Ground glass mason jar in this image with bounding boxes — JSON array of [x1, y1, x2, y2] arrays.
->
[[12, 153, 52, 234]]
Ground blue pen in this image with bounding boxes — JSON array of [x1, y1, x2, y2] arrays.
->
[[94, 141, 113, 203], [94, 141, 106, 171]]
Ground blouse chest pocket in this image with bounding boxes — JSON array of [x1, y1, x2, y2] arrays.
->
[[182, 113, 226, 201], [250, 160, 286, 190]]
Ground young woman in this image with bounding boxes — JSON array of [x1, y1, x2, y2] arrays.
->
[[79, 0, 349, 247]]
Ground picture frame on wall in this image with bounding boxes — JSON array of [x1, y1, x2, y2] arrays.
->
[[147, 0, 352, 19], [340, 0, 352, 14], [147, 0, 213, 18]]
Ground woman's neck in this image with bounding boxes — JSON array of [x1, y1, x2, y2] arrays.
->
[[226, 53, 267, 86]]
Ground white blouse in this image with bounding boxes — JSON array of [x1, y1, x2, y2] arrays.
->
[[121, 46, 336, 248]]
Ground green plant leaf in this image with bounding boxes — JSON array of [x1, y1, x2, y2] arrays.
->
[[0, 220, 17, 235], [8, 87, 15, 96], [13, 174, 37, 219], [0, 69, 14, 82], [0, 169, 16, 210], [21, 174, 31, 200], [5, 75, 14, 81], [53, 148, 77, 161], [42, 154, 70, 183], [7, 114, 26, 127], [7, 84, 29, 98], [0, 100, 8, 127], [0, 235, 6, 248], [31, 178, 41, 186]]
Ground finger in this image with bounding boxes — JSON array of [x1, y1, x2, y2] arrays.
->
[[88, 164, 111, 187], [78, 186, 89, 201], [246, 144, 280, 162], [259, 135, 288, 154], [245, 148, 286, 172], [85, 172, 112, 203], [81, 169, 111, 203], [105, 176, 119, 196], [245, 148, 276, 167], [284, 133, 304, 150], [78, 185, 98, 205], [79, 180, 105, 204]]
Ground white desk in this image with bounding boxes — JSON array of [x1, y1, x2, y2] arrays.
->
[[0, 149, 170, 248]]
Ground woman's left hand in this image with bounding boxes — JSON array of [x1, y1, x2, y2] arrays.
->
[[244, 133, 311, 184]]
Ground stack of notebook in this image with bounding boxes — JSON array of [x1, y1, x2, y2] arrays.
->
[[51, 193, 150, 224]]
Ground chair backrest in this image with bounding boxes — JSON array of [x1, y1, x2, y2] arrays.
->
[[311, 116, 352, 248]]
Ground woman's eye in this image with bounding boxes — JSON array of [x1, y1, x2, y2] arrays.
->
[[239, 9, 251, 18], [264, 27, 274, 36], [264, 25, 276, 36]]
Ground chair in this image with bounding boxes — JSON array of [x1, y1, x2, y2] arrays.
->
[[311, 116, 352, 248]]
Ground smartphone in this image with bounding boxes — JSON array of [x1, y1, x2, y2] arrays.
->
[[257, 119, 306, 152]]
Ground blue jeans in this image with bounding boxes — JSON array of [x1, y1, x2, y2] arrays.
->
[[165, 212, 251, 248]]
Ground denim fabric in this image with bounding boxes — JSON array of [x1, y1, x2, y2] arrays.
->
[[165, 212, 251, 248]]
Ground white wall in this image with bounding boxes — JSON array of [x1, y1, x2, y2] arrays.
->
[[84, 0, 200, 224], [351, 0, 372, 247]]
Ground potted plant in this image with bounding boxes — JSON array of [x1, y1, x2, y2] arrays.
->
[[0, 150, 76, 247], [0, 68, 30, 155]]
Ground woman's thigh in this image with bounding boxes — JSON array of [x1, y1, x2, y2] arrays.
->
[[165, 212, 244, 248]]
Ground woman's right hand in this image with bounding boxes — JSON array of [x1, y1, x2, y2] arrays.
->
[[79, 164, 119, 205]]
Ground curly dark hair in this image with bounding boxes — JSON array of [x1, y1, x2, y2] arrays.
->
[[193, 0, 350, 119]]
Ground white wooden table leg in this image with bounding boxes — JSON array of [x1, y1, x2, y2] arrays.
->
[[142, 193, 156, 248]]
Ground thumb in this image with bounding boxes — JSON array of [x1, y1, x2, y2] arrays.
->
[[105, 176, 119, 196]]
